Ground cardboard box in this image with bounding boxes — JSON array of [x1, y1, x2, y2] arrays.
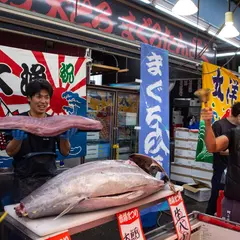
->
[[183, 181, 211, 202]]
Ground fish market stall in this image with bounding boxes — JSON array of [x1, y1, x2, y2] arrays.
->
[[1, 185, 182, 239], [145, 211, 240, 240]]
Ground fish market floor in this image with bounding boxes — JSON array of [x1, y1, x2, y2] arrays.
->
[[71, 194, 208, 240]]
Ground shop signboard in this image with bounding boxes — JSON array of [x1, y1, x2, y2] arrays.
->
[[0, 0, 213, 63], [0, 45, 87, 167], [196, 62, 240, 163], [139, 43, 169, 214]]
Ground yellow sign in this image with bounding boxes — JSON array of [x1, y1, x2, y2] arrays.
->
[[202, 62, 240, 120]]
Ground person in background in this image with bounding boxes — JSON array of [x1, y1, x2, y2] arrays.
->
[[202, 102, 240, 222], [5, 79, 77, 202], [205, 104, 238, 216]]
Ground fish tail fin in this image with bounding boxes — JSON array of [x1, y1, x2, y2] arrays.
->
[[53, 197, 85, 220]]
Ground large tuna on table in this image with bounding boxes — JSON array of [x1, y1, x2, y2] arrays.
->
[[0, 115, 102, 136], [15, 154, 172, 219]]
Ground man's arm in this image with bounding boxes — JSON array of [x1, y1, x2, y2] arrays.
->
[[58, 128, 77, 156], [6, 130, 27, 156], [59, 138, 71, 156], [202, 108, 229, 153], [6, 139, 23, 157]]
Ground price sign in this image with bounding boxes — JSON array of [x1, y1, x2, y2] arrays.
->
[[167, 192, 191, 240], [117, 208, 145, 240], [46, 231, 71, 240]]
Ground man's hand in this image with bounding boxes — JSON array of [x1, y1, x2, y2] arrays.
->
[[12, 129, 27, 141], [60, 128, 77, 140], [201, 107, 213, 125]]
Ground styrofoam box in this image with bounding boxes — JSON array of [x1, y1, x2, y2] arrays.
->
[[189, 130, 199, 140], [171, 163, 192, 176], [191, 168, 213, 181], [174, 148, 196, 159], [184, 184, 211, 202], [193, 161, 213, 171], [87, 132, 100, 140], [175, 139, 188, 149], [188, 140, 198, 151], [174, 157, 195, 167], [170, 173, 195, 184], [175, 128, 189, 139]]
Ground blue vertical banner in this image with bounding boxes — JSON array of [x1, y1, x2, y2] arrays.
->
[[139, 43, 170, 216]]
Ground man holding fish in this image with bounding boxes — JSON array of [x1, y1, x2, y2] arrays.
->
[[5, 79, 77, 202]]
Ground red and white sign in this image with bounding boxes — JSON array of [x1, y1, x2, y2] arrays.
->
[[167, 192, 191, 240], [46, 230, 71, 240], [117, 208, 146, 240]]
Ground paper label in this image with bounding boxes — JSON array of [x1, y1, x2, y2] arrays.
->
[[167, 192, 191, 240], [46, 231, 71, 240], [117, 208, 146, 240]]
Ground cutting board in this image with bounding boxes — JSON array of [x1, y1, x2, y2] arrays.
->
[[4, 185, 183, 238]]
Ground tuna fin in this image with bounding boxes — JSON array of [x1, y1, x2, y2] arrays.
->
[[53, 197, 85, 220]]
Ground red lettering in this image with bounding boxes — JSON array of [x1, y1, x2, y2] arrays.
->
[[45, 0, 74, 22], [175, 32, 183, 55], [149, 22, 162, 48], [136, 18, 149, 44], [1, 0, 32, 10], [75, 0, 93, 28], [192, 38, 209, 62], [120, 11, 136, 41], [92, 2, 113, 33]]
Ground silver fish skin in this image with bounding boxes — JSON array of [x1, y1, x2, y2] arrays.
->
[[16, 160, 165, 219]]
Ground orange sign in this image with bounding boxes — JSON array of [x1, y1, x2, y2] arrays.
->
[[167, 192, 191, 240], [46, 231, 71, 240], [117, 208, 145, 240]]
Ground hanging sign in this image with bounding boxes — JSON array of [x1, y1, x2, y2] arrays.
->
[[46, 231, 71, 240], [167, 192, 191, 240], [0, 45, 87, 167], [117, 208, 146, 240]]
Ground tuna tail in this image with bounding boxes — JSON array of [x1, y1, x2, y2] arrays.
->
[[54, 197, 86, 220]]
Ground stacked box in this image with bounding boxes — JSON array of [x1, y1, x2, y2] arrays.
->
[[171, 128, 213, 186]]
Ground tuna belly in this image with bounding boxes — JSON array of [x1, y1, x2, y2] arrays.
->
[[69, 189, 157, 213]]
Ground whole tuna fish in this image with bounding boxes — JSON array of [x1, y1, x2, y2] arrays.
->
[[15, 154, 170, 219]]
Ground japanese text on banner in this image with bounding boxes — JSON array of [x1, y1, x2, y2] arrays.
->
[[196, 62, 240, 164], [117, 208, 146, 240], [168, 192, 191, 240], [139, 43, 169, 174]]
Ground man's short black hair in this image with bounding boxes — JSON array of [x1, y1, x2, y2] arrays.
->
[[231, 102, 240, 117], [26, 79, 53, 98]]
